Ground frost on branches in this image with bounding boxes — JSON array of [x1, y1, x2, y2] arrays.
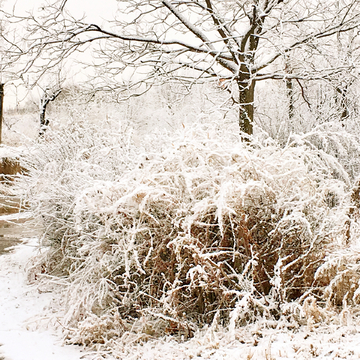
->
[[17, 119, 360, 347]]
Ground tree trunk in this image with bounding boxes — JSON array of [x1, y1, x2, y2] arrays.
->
[[39, 88, 61, 136], [0, 84, 4, 144], [286, 78, 294, 120], [284, 58, 294, 120], [335, 86, 349, 123], [39, 104, 49, 136], [238, 80, 255, 137]]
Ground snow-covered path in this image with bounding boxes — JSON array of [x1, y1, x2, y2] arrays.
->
[[0, 237, 85, 360]]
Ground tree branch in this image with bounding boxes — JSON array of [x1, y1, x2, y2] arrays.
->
[[162, 0, 215, 51], [255, 17, 360, 72]]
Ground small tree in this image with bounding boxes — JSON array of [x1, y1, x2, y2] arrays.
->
[[39, 86, 61, 136], [2, 0, 360, 136]]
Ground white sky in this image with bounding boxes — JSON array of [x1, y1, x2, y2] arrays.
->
[[5, 0, 118, 24], [63, 0, 118, 25], [2, 0, 120, 108]]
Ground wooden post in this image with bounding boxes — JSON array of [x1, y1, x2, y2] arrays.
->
[[0, 83, 4, 144]]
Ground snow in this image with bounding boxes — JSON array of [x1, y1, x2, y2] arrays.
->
[[0, 237, 86, 360], [0, 212, 32, 221], [2, 237, 360, 359], [0, 146, 24, 160]]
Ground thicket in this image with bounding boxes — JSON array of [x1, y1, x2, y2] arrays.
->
[[17, 118, 360, 347]]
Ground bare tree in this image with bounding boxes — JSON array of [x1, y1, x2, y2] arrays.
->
[[2, 0, 360, 137], [39, 86, 61, 136]]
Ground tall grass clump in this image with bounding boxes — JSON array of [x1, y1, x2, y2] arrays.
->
[[287, 121, 360, 181], [17, 118, 358, 347]]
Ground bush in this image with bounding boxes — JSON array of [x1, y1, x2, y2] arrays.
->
[[18, 118, 356, 346]]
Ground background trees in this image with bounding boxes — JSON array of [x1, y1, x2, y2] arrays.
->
[[2, 0, 360, 137]]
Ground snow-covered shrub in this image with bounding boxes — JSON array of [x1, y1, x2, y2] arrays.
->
[[17, 118, 355, 345], [286, 122, 360, 181], [313, 179, 360, 307]]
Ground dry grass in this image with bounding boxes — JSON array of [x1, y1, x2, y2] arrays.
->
[[16, 119, 358, 347]]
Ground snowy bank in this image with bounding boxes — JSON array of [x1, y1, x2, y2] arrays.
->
[[0, 238, 86, 360]]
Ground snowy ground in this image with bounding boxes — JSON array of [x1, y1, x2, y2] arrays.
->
[[0, 236, 87, 360], [2, 233, 360, 359]]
